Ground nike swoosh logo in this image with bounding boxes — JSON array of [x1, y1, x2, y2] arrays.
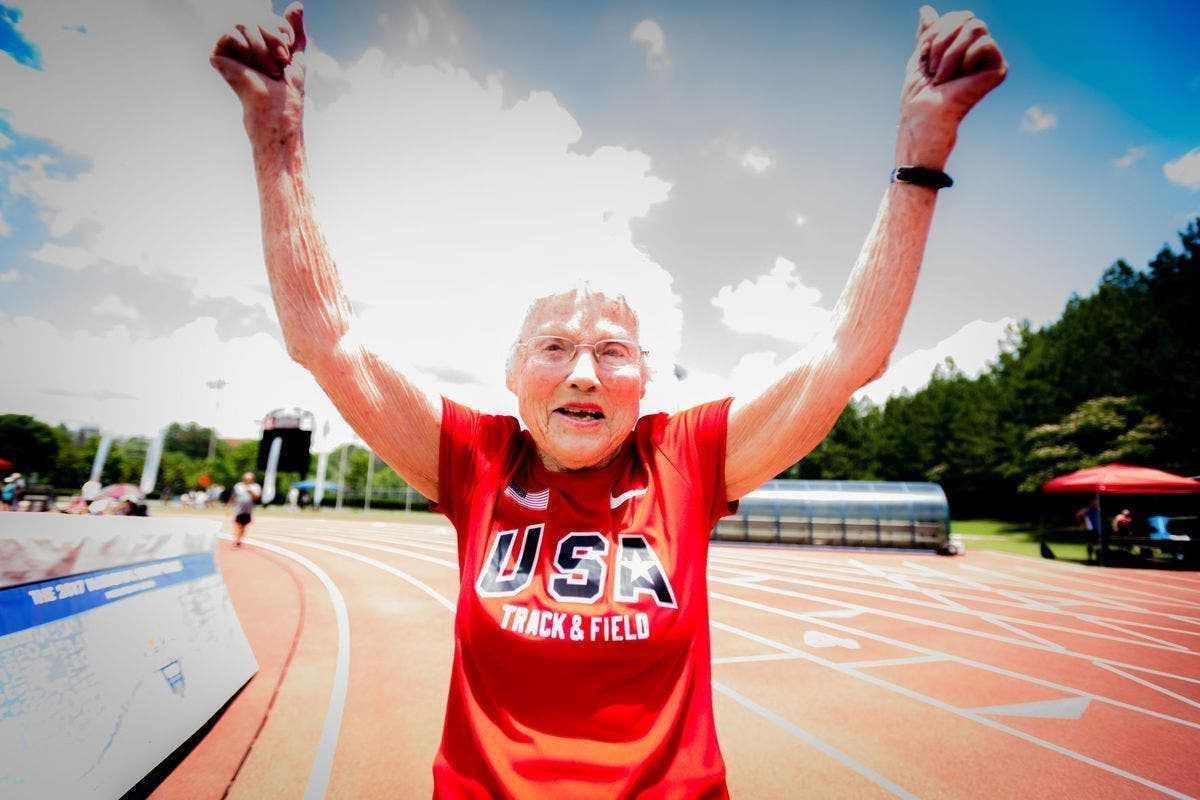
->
[[610, 488, 648, 509]]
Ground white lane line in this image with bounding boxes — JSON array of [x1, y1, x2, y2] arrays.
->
[[261, 534, 457, 612], [710, 619, 798, 656], [987, 560, 1200, 610], [709, 590, 1200, 732], [275, 526, 460, 557], [711, 681, 920, 800], [1077, 615, 1194, 651], [959, 564, 1157, 613], [840, 655, 946, 670], [1092, 662, 1200, 712], [278, 532, 460, 571], [710, 611, 1195, 800], [847, 558, 969, 611], [241, 537, 351, 800], [707, 569, 1190, 655], [710, 550, 911, 581], [338, 536, 460, 557], [1109, 663, 1200, 686], [711, 653, 800, 665], [978, 617, 1068, 652], [900, 560, 1061, 611], [712, 554, 1139, 621], [1002, 557, 1200, 596], [724, 553, 1195, 652]]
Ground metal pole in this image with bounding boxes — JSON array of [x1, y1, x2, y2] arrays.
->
[[204, 379, 225, 461], [405, 484, 412, 513], [363, 450, 375, 512], [335, 443, 347, 512]]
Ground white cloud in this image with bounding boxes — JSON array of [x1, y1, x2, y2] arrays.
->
[[1164, 147, 1200, 190], [0, 268, 20, 284], [712, 257, 831, 345], [855, 318, 1015, 404], [1020, 105, 1057, 133], [794, 214, 807, 227], [0, 312, 356, 442], [1, 1, 684, 437], [630, 19, 670, 70], [0, 212, 10, 236], [739, 146, 773, 175], [93, 293, 139, 321], [406, 8, 431, 46], [1112, 146, 1146, 169], [30, 243, 97, 271], [0, 132, 12, 149]]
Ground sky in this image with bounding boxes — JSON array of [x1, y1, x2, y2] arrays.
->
[[1, 0, 1198, 450]]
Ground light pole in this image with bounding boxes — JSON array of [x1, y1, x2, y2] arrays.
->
[[205, 378, 227, 461]]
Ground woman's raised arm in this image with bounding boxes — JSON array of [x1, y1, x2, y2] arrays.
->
[[211, 2, 441, 500], [724, 7, 1006, 500]]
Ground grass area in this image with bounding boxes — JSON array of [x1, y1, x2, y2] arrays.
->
[[952, 518, 1091, 562], [952, 518, 1197, 569]]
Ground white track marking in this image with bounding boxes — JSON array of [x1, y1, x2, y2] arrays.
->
[[707, 568, 1194, 655], [1075, 615, 1194, 650], [711, 681, 920, 800], [238, 537, 351, 800], [711, 653, 801, 665], [978, 559, 1200, 610], [711, 619, 798, 656], [1108, 663, 1200, 686], [1002, 556, 1200, 595], [274, 525, 460, 557], [709, 575, 1200, 682], [900, 560, 1062, 611], [711, 612, 1195, 799], [709, 590, 1200, 732], [261, 535, 457, 612], [847, 558, 968, 611], [1091, 662, 1200, 712], [712, 553, 1181, 625], [904, 561, 1200, 642], [275, 532, 460, 570], [839, 655, 946, 669], [725, 551, 1198, 651], [958, 563, 1171, 612]]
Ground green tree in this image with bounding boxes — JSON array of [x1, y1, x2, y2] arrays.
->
[[0, 414, 60, 480], [1018, 396, 1165, 492], [164, 422, 215, 461]]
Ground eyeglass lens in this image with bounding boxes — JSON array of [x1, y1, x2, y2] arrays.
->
[[527, 336, 639, 367]]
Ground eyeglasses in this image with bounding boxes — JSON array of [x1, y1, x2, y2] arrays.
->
[[522, 335, 647, 368]]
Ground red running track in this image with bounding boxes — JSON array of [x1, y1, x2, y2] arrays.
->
[[149, 515, 1200, 799]]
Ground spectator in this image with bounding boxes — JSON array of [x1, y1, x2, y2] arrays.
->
[[1112, 508, 1133, 536], [2, 473, 25, 511]]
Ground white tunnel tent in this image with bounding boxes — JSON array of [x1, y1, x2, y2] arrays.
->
[[715, 479, 952, 551]]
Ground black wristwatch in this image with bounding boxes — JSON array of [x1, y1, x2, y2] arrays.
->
[[890, 166, 954, 189]]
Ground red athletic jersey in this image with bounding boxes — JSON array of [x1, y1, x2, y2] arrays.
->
[[431, 397, 737, 799]]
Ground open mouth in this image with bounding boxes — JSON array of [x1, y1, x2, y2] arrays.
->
[[555, 407, 605, 421]]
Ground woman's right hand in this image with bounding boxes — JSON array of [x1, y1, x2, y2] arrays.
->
[[210, 2, 308, 150]]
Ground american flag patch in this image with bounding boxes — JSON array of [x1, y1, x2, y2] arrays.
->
[[505, 481, 549, 511]]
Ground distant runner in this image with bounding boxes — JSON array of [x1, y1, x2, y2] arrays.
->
[[227, 472, 262, 548]]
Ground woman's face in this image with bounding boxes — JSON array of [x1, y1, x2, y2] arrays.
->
[[507, 292, 646, 472]]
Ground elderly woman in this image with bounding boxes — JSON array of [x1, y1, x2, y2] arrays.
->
[[212, 5, 1005, 797]]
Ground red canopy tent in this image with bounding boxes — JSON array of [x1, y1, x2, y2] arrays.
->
[[1043, 463, 1200, 495], [1042, 463, 1199, 565]]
